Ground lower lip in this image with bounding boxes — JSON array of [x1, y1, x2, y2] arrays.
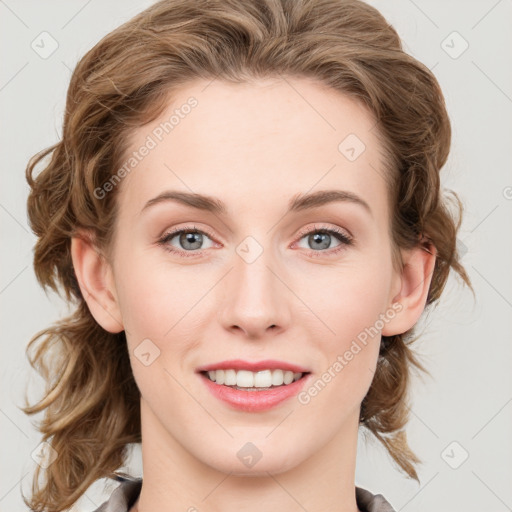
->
[[198, 372, 311, 412]]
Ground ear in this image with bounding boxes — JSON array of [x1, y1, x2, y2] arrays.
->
[[70, 231, 124, 333], [382, 242, 437, 336]]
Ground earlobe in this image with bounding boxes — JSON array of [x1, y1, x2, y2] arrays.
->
[[382, 242, 437, 337], [70, 232, 124, 333]]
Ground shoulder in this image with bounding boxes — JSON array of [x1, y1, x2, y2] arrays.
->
[[91, 476, 143, 512], [356, 485, 396, 512]]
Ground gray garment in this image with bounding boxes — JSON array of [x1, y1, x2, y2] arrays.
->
[[92, 476, 396, 512]]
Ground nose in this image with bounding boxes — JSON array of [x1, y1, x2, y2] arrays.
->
[[218, 246, 291, 339]]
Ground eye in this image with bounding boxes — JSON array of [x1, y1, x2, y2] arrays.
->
[[157, 225, 217, 258], [157, 223, 353, 259], [294, 224, 353, 257]]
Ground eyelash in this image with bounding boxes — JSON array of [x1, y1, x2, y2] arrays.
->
[[156, 224, 354, 259]]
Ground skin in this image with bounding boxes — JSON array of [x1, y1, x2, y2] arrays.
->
[[71, 77, 435, 512]]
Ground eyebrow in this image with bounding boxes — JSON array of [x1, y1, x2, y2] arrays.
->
[[140, 189, 372, 217]]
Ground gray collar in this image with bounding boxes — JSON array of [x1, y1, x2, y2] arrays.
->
[[93, 476, 396, 512]]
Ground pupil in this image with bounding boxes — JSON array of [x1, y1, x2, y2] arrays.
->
[[311, 232, 329, 249], [181, 232, 202, 249]]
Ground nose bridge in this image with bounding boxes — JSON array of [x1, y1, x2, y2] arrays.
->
[[219, 234, 290, 336]]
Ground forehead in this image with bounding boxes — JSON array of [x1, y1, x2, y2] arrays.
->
[[117, 77, 389, 219]]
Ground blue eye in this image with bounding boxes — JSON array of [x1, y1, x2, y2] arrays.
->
[[157, 226, 216, 258], [157, 224, 353, 258], [294, 225, 353, 257]]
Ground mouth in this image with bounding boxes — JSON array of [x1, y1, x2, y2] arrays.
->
[[197, 366, 313, 412], [199, 369, 310, 391]]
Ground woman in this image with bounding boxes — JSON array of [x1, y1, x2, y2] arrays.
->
[[22, 0, 472, 511]]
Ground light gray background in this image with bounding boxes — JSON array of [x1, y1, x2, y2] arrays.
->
[[1, 1, 511, 511]]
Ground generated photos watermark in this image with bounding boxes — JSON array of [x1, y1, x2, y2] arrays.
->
[[297, 302, 403, 405], [94, 96, 198, 200]]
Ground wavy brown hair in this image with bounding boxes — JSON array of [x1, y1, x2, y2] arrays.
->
[[21, 0, 472, 510]]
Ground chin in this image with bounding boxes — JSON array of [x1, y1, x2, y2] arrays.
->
[[203, 445, 304, 476]]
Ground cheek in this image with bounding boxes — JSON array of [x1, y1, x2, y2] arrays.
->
[[296, 275, 387, 426], [308, 262, 391, 339], [115, 261, 202, 397], [115, 252, 206, 336], [301, 260, 391, 393], [114, 254, 217, 388]]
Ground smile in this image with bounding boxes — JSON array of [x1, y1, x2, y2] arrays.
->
[[198, 370, 312, 412], [203, 368, 305, 389]]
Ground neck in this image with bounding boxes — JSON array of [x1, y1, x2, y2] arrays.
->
[[133, 398, 362, 512]]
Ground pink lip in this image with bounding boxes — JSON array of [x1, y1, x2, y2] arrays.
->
[[198, 372, 312, 412], [196, 359, 311, 373]]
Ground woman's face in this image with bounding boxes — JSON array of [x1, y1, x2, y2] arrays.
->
[[105, 77, 404, 474]]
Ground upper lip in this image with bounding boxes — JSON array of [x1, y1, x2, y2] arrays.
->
[[196, 359, 311, 374]]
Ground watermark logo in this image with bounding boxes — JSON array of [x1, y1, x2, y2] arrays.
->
[[31, 31, 59, 59], [134, 338, 161, 366], [236, 236, 264, 264], [441, 440, 469, 469], [456, 238, 468, 259], [31, 441, 59, 468], [441, 31, 469, 60], [338, 133, 366, 162], [237, 441, 263, 468]]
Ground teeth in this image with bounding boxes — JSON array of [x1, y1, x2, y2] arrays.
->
[[206, 369, 303, 388]]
